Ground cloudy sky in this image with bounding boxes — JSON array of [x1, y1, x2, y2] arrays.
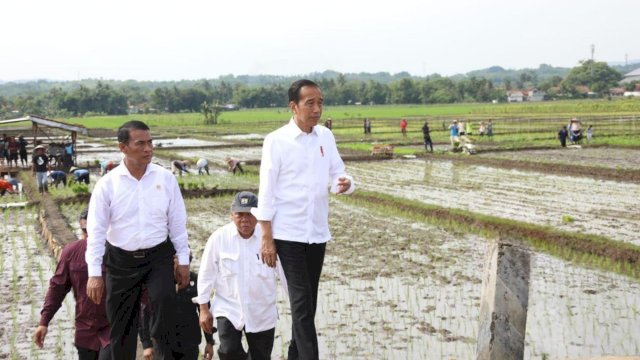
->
[[1, 0, 638, 81]]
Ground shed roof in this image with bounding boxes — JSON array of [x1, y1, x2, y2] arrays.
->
[[0, 115, 88, 135]]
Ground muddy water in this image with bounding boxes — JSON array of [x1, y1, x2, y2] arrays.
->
[[220, 133, 264, 140], [347, 159, 640, 245], [526, 253, 640, 358], [176, 146, 263, 167], [153, 138, 232, 148], [0, 208, 76, 359], [478, 147, 640, 170]]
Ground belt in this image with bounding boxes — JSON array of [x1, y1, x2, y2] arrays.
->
[[110, 238, 172, 259], [131, 249, 151, 259]]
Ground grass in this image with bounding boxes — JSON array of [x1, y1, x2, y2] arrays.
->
[[61, 99, 640, 129]]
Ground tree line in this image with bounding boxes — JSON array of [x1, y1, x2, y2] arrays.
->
[[0, 60, 635, 119]]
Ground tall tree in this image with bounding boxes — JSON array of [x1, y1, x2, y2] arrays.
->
[[563, 60, 622, 95]]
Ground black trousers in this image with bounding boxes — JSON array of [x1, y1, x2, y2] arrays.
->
[[104, 240, 176, 360], [76, 344, 111, 360], [424, 136, 433, 151], [275, 240, 326, 360], [216, 317, 274, 360]]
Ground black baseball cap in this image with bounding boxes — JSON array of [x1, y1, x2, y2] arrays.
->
[[231, 191, 258, 213]]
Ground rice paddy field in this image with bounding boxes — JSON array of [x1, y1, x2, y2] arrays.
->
[[2, 105, 640, 359]]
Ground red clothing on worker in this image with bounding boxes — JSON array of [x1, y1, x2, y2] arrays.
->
[[400, 119, 407, 130], [0, 179, 13, 191], [38, 239, 110, 351]]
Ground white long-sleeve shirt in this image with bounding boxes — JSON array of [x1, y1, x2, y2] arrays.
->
[[195, 222, 287, 333], [85, 162, 190, 277], [254, 119, 354, 243]]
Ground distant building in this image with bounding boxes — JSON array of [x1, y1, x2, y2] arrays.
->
[[507, 90, 524, 102], [506, 89, 545, 102], [527, 89, 545, 101], [620, 67, 640, 84], [609, 87, 626, 97]]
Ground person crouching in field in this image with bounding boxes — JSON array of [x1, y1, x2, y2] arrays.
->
[[49, 170, 67, 188], [172, 159, 190, 176], [226, 157, 244, 175], [0, 178, 17, 196], [195, 191, 287, 360], [197, 158, 210, 175]]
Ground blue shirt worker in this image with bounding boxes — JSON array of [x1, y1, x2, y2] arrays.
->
[[70, 167, 90, 184], [49, 170, 67, 187]]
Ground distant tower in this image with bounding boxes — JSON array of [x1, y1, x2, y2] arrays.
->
[[625, 53, 628, 66], [590, 44, 595, 80]]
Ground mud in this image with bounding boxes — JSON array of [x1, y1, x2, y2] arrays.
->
[[0, 208, 77, 359], [415, 152, 640, 183], [477, 147, 640, 171], [347, 159, 640, 245], [6, 136, 639, 359]]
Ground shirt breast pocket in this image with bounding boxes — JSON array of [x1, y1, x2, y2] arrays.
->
[[252, 260, 273, 280], [219, 253, 239, 277]]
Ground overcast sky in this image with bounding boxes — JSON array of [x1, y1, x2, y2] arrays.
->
[[1, 0, 638, 81]]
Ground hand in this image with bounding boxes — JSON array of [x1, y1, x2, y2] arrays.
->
[[337, 176, 351, 194], [33, 325, 48, 348], [175, 264, 190, 290], [203, 343, 214, 360], [143, 347, 154, 360], [86, 276, 104, 304], [260, 222, 277, 268], [199, 305, 214, 334]]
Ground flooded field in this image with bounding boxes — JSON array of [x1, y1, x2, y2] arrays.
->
[[347, 159, 640, 245], [478, 147, 640, 170], [153, 138, 232, 148], [182, 196, 640, 359], [176, 146, 263, 166], [0, 207, 76, 359], [5, 137, 639, 359]]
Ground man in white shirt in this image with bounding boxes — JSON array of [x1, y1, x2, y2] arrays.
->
[[196, 191, 286, 360], [85, 120, 191, 360], [255, 79, 355, 360]]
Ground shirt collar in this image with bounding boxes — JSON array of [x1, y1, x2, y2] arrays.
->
[[232, 224, 257, 240], [284, 118, 318, 138], [115, 160, 157, 179]]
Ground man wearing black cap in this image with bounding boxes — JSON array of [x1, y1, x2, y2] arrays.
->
[[196, 191, 287, 360]]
